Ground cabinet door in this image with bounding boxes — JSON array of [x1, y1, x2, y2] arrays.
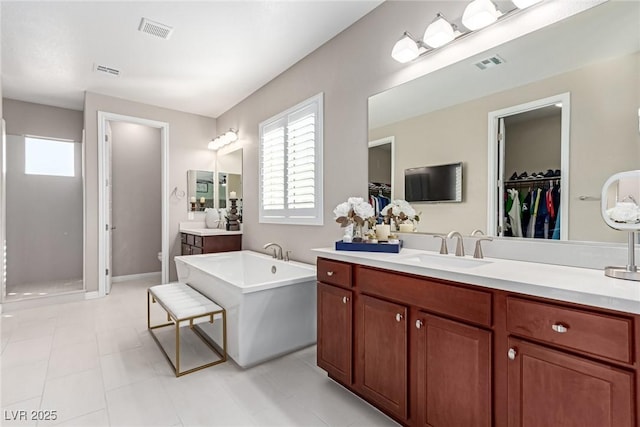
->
[[415, 313, 491, 427], [507, 337, 634, 427], [357, 294, 408, 420], [317, 282, 352, 385]]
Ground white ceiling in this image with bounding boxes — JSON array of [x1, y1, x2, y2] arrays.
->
[[1, 1, 382, 118]]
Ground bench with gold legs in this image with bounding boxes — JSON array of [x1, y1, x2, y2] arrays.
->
[[147, 282, 227, 377]]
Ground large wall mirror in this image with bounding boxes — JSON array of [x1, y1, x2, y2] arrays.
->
[[368, 1, 640, 244], [217, 148, 243, 220]]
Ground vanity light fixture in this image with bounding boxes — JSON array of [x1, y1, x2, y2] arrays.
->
[[391, 0, 543, 63], [462, 0, 501, 31], [208, 128, 238, 151], [391, 32, 425, 64], [423, 13, 458, 48]]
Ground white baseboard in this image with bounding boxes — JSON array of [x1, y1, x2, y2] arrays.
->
[[1, 291, 86, 313], [84, 291, 101, 300], [112, 271, 161, 283]]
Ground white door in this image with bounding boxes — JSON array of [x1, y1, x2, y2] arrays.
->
[[105, 121, 113, 294], [497, 118, 506, 237]]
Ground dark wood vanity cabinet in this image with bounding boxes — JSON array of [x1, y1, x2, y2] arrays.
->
[[316, 257, 639, 427], [180, 232, 241, 255]]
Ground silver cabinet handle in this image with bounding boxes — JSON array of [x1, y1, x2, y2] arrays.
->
[[508, 348, 517, 360], [395, 313, 403, 322], [326, 271, 334, 277], [342, 296, 349, 304], [551, 323, 568, 333], [415, 319, 424, 329]]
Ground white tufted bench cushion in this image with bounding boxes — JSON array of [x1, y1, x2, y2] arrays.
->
[[149, 282, 222, 321]]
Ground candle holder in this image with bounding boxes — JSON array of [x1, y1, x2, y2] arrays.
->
[[190, 202, 196, 212], [199, 202, 205, 211], [227, 198, 241, 231]]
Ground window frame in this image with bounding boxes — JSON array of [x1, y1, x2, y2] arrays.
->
[[258, 92, 324, 225]]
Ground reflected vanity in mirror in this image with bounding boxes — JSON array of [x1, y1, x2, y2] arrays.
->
[[368, 1, 640, 244], [187, 170, 214, 211], [217, 147, 243, 221]]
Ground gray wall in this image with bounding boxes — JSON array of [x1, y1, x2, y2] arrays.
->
[[84, 92, 217, 291], [505, 114, 561, 176], [110, 121, 161, 277], [3, 100, 83, 286]]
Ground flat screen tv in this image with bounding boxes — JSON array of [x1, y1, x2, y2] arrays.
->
[[404, 162, 463, 203]]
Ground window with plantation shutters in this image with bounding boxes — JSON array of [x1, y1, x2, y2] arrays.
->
[[259, 93, 324, 225]]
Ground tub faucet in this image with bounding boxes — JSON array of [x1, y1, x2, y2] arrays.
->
[[471, 229, 485, 236], [447, 231, 465, 257], [263, 242, 283, 260]]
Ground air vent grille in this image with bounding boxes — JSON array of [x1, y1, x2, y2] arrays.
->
[[94, 64, 120, 77], [138, 18, 173, 40], [474, 55, 505, 70]]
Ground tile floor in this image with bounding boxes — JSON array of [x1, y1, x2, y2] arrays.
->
[[5, 279, 84, 302], [1, 277, 396, 426]]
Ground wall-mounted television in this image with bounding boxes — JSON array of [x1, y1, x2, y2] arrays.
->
[[404, 162, 463, 203]]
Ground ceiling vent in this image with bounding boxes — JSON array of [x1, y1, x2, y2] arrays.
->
[[474, 54, 505, 70], [138, 18, 173, 40], [93, 64, 120, 77]]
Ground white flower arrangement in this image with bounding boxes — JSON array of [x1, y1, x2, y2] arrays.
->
[[334, 197, 375, 227], [381, 199, 420, 227]]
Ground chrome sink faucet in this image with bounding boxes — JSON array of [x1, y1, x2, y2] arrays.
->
[[263, 242, 283, 260], [447, 231, 465, 257]]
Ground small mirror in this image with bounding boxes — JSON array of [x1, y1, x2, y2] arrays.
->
[[187, 170, 214, 212], [217, 148, 243, 220], [601, 170, 640, 231]]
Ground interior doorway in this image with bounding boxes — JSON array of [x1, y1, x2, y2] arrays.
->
[[487, 93, 570, 240], [98, 112, 169, 296]]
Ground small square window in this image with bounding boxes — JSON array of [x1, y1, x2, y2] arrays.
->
[[25, 137, 75, 177]]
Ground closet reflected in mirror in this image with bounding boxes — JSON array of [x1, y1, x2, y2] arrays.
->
[[490, 94, 568, 240], [368, 137, 394, 222]]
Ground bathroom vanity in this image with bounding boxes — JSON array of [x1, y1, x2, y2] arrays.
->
[[314, 248, 640, 427], [179, 223, 242, 255]]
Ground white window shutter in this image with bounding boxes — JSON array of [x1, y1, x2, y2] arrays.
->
[[259, 93, 323, 225]]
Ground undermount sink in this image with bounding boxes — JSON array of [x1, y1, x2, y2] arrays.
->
[[398, 253, 492, 270]]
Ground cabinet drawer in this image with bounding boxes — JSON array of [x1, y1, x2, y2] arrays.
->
[[180, 233, 187, 244], [185, 234, 195, 246], [181, 243, 191, 255], [194, 235, 203, 248], [191, 246, 203, 255], [358, 267, 491, 327], [506, 297, 633, 364], [317, 258, 352, 288]]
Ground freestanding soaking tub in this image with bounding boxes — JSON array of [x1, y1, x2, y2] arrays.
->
[[174, 250, 317, 368]]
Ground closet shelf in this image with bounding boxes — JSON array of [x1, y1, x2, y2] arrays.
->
[[505, 176, 561, 185]]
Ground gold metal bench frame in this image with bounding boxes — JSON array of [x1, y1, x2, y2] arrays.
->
[[147, 289, 227, 377]]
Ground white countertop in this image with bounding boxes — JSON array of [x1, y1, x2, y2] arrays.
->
[[312, 247, 640, 315], [180, 221, 242, 236]]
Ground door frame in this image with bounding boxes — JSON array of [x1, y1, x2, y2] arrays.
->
[[487, 92, 570, 240], [368, 136, 395, 200], [97, 112, 169, 296]]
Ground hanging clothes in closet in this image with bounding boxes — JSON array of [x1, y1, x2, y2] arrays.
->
[[504, 177, 561, 240], [368, 182, 391, 222]]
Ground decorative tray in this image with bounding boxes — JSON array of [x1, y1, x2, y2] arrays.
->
[[335, 240, 403, 253]]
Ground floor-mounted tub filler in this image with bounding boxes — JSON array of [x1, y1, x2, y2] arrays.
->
[[174, 250, 317, 368]]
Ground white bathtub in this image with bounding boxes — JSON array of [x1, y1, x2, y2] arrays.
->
[[174, 250, 317, 368]]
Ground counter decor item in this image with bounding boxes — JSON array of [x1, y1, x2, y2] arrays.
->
[[204, 208, 220, 229], [381, 199, 420, 232], [334, 197, 375, 243], [601, 170, 640, 281], [227, 197, 241, 231]]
